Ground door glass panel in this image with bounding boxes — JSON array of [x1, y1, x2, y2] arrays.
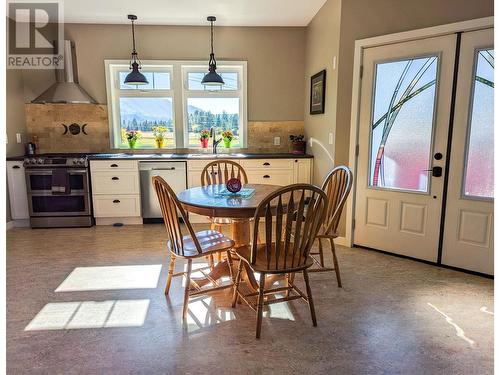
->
[[369, 56, 438, 192], [463, 48, 494, 199]]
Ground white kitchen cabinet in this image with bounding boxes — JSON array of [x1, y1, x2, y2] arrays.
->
[[7, 161, 29, 220], [90, 160, 141, 224], [293, 159, 312, 184]]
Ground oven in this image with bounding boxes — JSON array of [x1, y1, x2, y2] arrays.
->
[[24, 159, 93, 228]]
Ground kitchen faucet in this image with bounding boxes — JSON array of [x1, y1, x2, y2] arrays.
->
[[210, 127, 222, 154]]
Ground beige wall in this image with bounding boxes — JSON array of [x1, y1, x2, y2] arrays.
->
[[304, 0, 493, 236], [22, 24, 306, 122], [303, 0, 342, 187], [334, 0, 494, 166]]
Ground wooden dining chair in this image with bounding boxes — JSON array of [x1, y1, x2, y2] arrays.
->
[[309, 165, 353, 287], [201, 159, 249, 231], [152, 176, 236, 320], [231, 184, 327, 338]]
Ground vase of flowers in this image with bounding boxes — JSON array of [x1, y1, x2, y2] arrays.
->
[[222, 130, 234, 148], [125, 130, 141, 149], [153, 125, 168, 148], [289, 134, 306, 154], [199, 129, 210, 148]]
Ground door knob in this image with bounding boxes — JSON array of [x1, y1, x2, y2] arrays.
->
[[423, 166, 442, 177]]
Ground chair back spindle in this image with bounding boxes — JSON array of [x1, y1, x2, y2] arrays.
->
[[251, 184, 327, 271], [152, 176, 202, 256], [321, 166, 353, 236], [201, 160, 248, 186]]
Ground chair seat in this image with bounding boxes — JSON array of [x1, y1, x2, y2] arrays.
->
[[168, 230, 234, 258], [208, 217, 233, 225], [235, 242, 314, 274]]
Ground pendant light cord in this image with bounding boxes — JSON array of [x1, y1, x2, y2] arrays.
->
[[131, 19, 137, 61], [210, 19, 214, 54]]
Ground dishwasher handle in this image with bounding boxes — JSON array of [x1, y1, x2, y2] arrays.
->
[[151, 167, 176, 171]]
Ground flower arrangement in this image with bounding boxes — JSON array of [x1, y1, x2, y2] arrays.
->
[[199, 129, 211, 148], [152, 125, 168, 148], [125, 130, 141, 148], [289, 134, 306, 154], [222, 130, 234, 148]]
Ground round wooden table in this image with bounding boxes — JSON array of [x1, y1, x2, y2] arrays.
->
[[177, 183, 282, 289]]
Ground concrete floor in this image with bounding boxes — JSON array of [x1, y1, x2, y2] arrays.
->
[[7, 224, 493, 374]]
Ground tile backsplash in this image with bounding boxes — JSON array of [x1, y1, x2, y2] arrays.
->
[[25, 104, 305, 154]]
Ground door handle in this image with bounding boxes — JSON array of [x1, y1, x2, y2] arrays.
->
[[423, 166, 442, 177]]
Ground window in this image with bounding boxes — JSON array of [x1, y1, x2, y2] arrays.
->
[[105, 60, 247, 149], [463, 48, 494, 199]]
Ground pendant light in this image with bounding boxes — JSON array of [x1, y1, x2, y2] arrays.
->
[[201, 16, 224, 87], [124, 14, 148, 85]]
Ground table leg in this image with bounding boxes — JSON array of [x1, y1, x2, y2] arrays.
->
[[230, 219, 259, 291]]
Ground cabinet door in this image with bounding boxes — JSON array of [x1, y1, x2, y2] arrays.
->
[[293, 159, 311, 183], [7, 161, 29, 220]]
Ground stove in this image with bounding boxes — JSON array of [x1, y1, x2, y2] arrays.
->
[[24, 153, 89, 168], [24, 153, 94, 228]]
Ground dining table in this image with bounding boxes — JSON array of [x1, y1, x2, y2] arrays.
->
[[177, 183, 282, 291]]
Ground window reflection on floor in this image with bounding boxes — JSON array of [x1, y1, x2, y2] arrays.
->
[[55, 265, 162, 292], [25, 300, 150, 331]]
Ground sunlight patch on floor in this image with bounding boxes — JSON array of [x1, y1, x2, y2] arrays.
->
[[55, 265, 162, 292], [185, 296, 235, 332], [427, 302, 475, 347], [480, 306, 494, 315], [25, 299, 150, 331]]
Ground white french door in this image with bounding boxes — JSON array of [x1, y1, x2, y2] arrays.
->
[[441, 29, 494, 274], [354, 35, 456, 262], [353, 29, 494, 274]]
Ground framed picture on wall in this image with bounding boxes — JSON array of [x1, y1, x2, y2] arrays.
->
[[310, 69, 326, 115]]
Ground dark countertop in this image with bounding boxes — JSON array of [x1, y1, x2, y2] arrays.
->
[[88, 152, 313, 160], [7, 152, 313, 162]]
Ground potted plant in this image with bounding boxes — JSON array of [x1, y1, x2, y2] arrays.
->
[[289, 134, 306, 154], [125, 130, 141, 149], [152, 125, 168, 148], [199, 129, 210, 148], [222, 130, 234, 148]]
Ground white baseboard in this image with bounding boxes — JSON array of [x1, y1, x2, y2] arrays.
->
[[6, 219, 30, 230], [335, 236, 349, 247]]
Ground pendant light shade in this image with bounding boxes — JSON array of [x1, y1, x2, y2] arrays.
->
[[124, 14, 148, 85], [202, 16, 224, 87]]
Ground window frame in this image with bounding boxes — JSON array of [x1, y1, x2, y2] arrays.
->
[[104, 59, 247, 150]]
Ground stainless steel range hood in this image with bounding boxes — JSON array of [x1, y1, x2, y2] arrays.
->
[[32, 40, 97, 104]]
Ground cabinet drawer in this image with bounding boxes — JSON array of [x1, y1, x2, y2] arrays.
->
[[91, 171, 140, 194], [187, 159, 221, 171], [93, 195, 141, 217], [240, 159, 293, 170], [246, 170, 294, 186], [90, 160, 138, 171]]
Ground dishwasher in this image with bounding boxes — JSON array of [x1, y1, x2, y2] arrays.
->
[[139, 161, 187, 220]]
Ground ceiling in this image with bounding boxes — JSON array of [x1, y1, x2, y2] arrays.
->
[[59, 0, 328, 26]]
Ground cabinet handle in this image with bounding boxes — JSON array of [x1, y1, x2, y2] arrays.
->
[[295, 160, 298, 163], [263, 175, 270, 179], [110, 164, 118, 168], [263, 162, 270, 166], [12, 165, 20, 169], [111, 177, 119, 180], [113, 199, 120, 203]]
